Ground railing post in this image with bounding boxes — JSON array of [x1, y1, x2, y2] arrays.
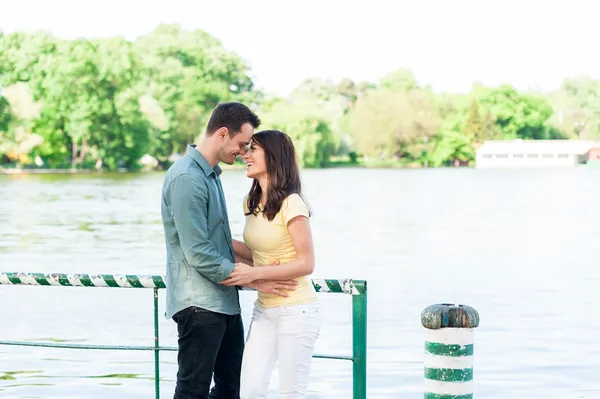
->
[[421, 303, 480, 399], [153, 287, 160, 399], [352, 288, 367, 399], [0, 272, 366, 397]]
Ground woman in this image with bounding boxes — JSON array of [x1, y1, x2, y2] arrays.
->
[[220, 129, 321, 398]]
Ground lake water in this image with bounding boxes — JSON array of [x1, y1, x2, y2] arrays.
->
[[1, 167, 599, 398]]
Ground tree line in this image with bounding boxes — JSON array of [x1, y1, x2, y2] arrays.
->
[[1, 24, 600, 170]]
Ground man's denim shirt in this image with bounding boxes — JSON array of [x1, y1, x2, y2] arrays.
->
[[161, 145, 239, 319]]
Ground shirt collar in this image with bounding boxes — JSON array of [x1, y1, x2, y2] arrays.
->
[[186, 145, 222, 177]]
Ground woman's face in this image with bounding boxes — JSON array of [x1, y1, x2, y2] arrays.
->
[[243, 141, 267, 180]]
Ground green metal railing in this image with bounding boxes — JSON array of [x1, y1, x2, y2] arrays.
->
[[0, 272, 367, 398]]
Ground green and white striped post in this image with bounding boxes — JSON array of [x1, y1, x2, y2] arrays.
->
[[421, 303, 480, 399]]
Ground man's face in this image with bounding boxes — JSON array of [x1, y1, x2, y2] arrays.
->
[[218, 122, 254, 165]]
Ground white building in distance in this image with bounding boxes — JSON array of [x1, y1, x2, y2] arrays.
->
[[475, 139, 600, 168]]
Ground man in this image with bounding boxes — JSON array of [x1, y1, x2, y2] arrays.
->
[[161, 102, 297, 399]]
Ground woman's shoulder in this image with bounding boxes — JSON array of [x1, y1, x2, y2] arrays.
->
[[282, 193, 305, 207], [281, 193, 310, 222]]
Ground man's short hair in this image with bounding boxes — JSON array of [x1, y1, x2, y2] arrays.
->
[[205, 102, 261, 136]]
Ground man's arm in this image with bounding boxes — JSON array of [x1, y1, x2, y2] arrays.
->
[[234, 258, 298, 297], [235, 254, 253, 265], [232, 239, 253, 265], [168, 173, 234, 283]]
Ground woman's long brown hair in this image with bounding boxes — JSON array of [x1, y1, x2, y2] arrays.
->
[[245, 130, 310, 221]]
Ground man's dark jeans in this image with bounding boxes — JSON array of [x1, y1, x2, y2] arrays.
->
[[172, 306, 244, 399]]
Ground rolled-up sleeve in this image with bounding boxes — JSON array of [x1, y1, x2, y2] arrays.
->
[[167, 173, 235, 282]]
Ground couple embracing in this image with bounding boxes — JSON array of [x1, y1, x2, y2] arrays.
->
[[161, 102, 320, 399]]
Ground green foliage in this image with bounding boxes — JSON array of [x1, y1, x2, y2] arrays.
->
[[547, 76, 600, 140], [1, 29, 599, 170], [0, 95, 11, 135], [474, 85, 554, 140], [259, 95, 337, 168], [0, 25, 255, 170], [379, 69, 419, 92], [349, 87, 440, 165]]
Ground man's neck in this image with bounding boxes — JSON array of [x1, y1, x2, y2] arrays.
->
[[196, 138, 218, 167]]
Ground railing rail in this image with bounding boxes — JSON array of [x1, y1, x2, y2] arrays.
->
[[0, 272, 367, 399]]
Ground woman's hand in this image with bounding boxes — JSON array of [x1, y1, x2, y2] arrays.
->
[[248, 279, 299, 297], [220, 262, 260, 286]]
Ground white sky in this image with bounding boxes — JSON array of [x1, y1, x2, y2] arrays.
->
[[1, 0, 598, 96]]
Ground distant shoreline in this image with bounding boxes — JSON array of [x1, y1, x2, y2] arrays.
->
[[0, 168, 98, 175], [2, 162, 597, 175], [0, 163, 412, 175]]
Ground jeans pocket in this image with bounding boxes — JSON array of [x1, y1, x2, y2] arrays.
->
[[189, 307, 224, 329]]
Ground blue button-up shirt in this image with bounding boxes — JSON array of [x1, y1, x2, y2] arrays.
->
[[161, 145, 239, 319]]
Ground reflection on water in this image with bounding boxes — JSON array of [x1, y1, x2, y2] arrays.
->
[[1, 168, 600, 398]]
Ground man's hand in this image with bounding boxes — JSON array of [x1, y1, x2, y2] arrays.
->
[[248, 279, 299, 298]]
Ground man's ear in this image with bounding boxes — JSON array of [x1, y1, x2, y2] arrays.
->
[[217, 127, 229, 140]]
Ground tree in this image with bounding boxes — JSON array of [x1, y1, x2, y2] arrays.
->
[[379, 69, 419, 92], [0, 26, 259, 170], [464, 100, 483, 144], [549, 76, 600, 139], [134, 24, 257, 166], [0, 83, 43, 164], [475, 85, 553, 140], [259, 95, 337, 168], [349, 88, 440, 163]]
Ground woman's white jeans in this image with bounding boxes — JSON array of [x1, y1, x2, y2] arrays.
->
[[240, 301, 321, 398]]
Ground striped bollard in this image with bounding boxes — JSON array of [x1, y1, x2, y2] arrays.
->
[[421, 303, 480, 399]]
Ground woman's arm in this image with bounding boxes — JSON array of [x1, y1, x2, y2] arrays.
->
[[255, 216, 314, 280], [233, 239, 253, 265], [222, 216, 314, 285]]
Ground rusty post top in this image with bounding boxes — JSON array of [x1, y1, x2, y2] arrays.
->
[[421, 303, 480, 330]]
